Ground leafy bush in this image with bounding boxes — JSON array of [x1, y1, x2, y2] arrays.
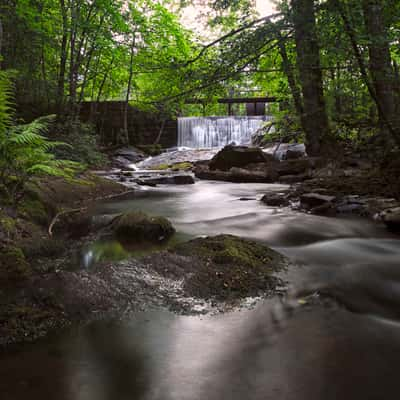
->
[[0, 72, 81, 203], [51, 120, 108, 167]]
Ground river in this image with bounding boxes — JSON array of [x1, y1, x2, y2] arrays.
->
[[1, 181, 400, 399]]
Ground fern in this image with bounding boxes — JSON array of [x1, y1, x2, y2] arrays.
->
[[0, 72, 83, 203]]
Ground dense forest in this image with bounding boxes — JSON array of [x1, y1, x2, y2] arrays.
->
[[1, 0, 400, 154], [1, 2, 400, 398]]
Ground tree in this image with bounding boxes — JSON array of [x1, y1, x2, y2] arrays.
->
[[291, 0, 331, 155]]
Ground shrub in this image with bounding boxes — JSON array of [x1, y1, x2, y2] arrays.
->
[[0, 71, 82, 204]]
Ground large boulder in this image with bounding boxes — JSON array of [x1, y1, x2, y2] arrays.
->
[[112, 212, 175, 243], [194, 164, 278, 183], [146, 234, 288, 300], [300, 193, 336, 211], [137, 174, 195, 185], [275, 158, 322, 176], [380, 207, 400, 232], [261, 192, 290, 207], [209, 145, 274, 171]]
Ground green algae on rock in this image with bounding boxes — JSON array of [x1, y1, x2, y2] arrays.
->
[[0, 245, 31, 281], [143, 234, 288, 301], [112, 212, 175, 243]]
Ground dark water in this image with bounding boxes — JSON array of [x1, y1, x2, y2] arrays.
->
[[2, 181, 400, 399]]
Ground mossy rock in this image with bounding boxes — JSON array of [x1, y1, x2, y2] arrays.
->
[[20, 237, 66, 259], [173, 235, 282, 269], [112, 212, 175, 243], [18, 198, 49, 226], [0, 245, 31, 281], [152, 163, 170, 170], [169, 235, 287, 300], [0, 212, 17, 240], [171, 162, 193, 171]]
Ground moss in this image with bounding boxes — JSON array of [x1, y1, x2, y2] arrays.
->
[[112, 212, 175, 243], [153, 163, 171, 170], [21, 237, 66, 259], [169, 235, 286, 300], [173, 234, 281, 269], [0, 213, 17, 239], [18, 198, 49, 226], [0, 245, 31, 281], [171, 162, 193, 171]]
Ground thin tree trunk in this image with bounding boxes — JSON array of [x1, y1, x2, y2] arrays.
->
[[0, 17, 3, 69], [276, 32, 304, 118], [361, 0, 400, 144], [334, 0, 399, 145], [122, 39, 136, 144], [291, 0, 332, 156], [57, 0, 68, 114], [154, 118, 166, 145]]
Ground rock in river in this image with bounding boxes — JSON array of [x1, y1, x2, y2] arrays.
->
[[380, 207, 400, 232], [209, 145, 274, 171], [112, 212, 175, 243]]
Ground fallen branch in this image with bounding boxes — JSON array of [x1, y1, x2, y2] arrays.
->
[[48, 189, 135, 237]]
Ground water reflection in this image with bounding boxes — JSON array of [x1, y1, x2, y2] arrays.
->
[[2, 181, 400, 399], [2, 305, 400, 400]]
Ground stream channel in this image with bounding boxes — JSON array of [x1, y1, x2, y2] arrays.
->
[[2, 181, 400, 399]]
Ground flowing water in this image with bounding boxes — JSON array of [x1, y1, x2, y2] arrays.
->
[[177, 116, 272, 148], [2, 181, 400, 400]]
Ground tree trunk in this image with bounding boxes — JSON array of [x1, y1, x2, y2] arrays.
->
[[57, 0, 68, 114], [0, 17, 3, 69], [276, 33, 304, 119], [291, 0, 332, 156], [122, 39, 136, 145], [361, 0, 400, 143]]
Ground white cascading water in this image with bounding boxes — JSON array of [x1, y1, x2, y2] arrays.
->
[[178, 116, 272, 148]]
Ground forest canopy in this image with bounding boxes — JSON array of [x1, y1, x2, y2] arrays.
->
[[1, 0, 400, 154]]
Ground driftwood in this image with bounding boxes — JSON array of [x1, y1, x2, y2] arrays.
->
[[48, 189, 135, 237]]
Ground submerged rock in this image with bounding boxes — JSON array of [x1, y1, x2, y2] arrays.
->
[[112, 212, 175, 243], [209, 145, 273, 171]]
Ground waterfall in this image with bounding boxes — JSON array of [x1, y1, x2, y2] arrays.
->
[[178, 116, 272, 148]]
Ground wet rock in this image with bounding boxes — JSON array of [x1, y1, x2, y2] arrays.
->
[[276, 158, 321, 176], [112, 212, 175, 243], [380, 207, 400, 232], [300, 193, 336, 209], [146, 234, 288, 301], [194, 164, 278, 183], [114, 147, 146, 163], [279, 174, 309, 184], [113, 147, 146, 169], [0, 245, 31, 281], [209, 145, 274, 171], [261, 193, 289, 207], [139, 174, 195, 185], [285, 149, 305, 160]]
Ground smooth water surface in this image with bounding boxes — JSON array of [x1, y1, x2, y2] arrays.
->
[[2, 181, 400, 400]]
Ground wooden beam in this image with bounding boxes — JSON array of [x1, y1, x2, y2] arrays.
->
[[217, 97, 278, 104], [185, 97, 278, 104]]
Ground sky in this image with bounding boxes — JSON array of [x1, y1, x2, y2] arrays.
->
[[180, 1, 276, 37]]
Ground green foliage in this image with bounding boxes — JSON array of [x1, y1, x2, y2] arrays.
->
[[51, 122, 107, 167], [0, 72, 82, 203]]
